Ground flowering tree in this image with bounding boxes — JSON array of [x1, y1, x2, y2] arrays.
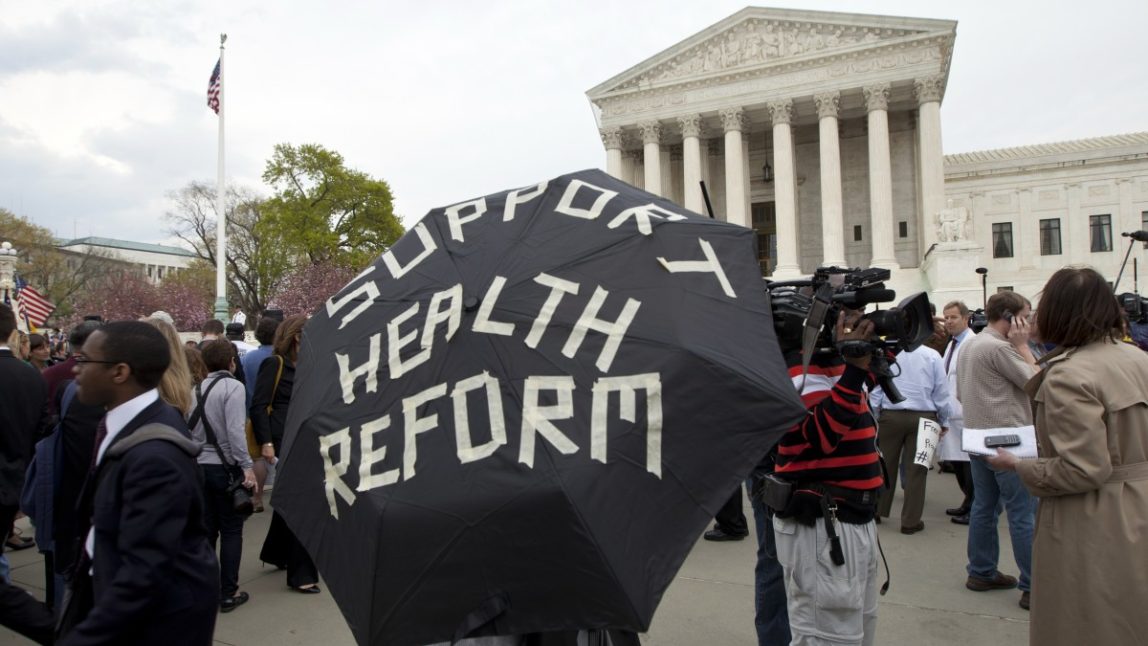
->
[[159, 262, 214, 331], [64, 270, 161, 327], [267, 261, 361, 317]]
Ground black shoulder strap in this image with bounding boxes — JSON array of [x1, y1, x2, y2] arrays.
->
[[190, 376, 237, 468], [187, 375, 227, 431]]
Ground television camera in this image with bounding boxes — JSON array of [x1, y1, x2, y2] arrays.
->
[[768, 266, 933, 403]]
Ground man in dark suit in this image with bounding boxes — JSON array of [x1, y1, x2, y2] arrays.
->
[[0, 304, 47, 549], [0, 304, 52, 644], [58, 321, 219, 646]]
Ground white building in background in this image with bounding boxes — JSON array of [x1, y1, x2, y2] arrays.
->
[[57, 236, 197, 284], [588, 7, 1148, 306]]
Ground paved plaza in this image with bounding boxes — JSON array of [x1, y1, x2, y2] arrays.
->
[[2, 468, 1030, 645]]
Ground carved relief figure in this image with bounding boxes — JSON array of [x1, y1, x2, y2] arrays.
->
[[937, 203, 970, 243]]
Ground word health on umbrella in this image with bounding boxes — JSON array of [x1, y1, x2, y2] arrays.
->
[[319, 370, 663, 518], [334, 271, 641, 391]]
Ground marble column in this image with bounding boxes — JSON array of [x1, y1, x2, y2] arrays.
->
[[769, 99, 801, 278], [864, 83, 900, 269], [621, 150, 641, 186], [679, 115, 704, 215], [600, 127, 625, 179], [815, 91, 845, 267], [915, 76, 945, 255], [640, 120, 663, 196], [720, 107, 748, 227]]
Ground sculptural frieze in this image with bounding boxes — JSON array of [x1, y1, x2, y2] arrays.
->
[[616, 19, 922, 89]]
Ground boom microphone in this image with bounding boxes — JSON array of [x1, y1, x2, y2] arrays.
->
[[1122, 231, 1148, 242]]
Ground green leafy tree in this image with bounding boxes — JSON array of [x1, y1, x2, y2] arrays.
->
[[261, 143, 404, 267]]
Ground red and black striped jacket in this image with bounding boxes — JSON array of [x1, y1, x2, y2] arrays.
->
[[773, 352, 883, 492]]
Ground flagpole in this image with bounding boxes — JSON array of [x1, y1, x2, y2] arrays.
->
[[213, 33, 229, 323]]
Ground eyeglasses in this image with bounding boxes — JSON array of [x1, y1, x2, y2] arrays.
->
[[74, 357, 121, 366]]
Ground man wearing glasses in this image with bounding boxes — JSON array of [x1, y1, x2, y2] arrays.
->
[[57, 321, 218, 646]]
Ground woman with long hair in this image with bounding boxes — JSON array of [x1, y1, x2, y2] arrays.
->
[[141, 316, 193, 415], [988, 267, 1148, 645], [249, 315, 320, 593]]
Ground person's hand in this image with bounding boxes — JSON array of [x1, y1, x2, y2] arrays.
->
[[242, 468, 256, 489], [1007, 315, 1032, 349], [261, 443, 277, 464], [835, 311, 875, 370], [985, 448, 1019, 471]]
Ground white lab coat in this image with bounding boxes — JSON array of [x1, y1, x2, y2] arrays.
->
[[938, 328, 973, 462]]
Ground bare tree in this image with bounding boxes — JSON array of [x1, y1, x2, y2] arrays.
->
[[166, 182, 293, 318]]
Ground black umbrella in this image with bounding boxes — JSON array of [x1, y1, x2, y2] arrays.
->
[[273, 169, 806, 645]]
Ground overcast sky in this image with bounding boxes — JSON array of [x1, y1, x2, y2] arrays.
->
[[1, 0, 1145, 245]]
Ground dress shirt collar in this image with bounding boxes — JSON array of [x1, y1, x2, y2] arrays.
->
[[97, 388, 160, 465]]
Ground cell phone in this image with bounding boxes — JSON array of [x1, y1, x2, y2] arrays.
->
[[984, 434, 1021, 448], [1002, 309, 1014, 324]]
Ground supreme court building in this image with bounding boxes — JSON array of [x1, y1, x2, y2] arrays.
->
[[588, 7, 1148, 304]]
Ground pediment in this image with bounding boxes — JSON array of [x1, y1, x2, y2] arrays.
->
[[588, 8, 956, 98]]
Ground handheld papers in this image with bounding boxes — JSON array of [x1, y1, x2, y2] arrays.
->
[[962, 425, 1038, 459]]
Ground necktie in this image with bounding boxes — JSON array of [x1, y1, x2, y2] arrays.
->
[[91, 416, 108, 469], [944, 336, 959, 373]]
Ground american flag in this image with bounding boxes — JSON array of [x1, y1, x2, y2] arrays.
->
[[207, 58, 221, 114], [14, 276, 55, 328]]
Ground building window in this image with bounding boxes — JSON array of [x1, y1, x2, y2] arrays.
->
[[998, 286, 1014, 293], [1039, 218, 1062, 255], [854, 225, 863, 241], [898, 221, 908, 238], [992, 223, 1014, 258], [1141, 210, 1147, 232], [1090, 214, 1112, 252]]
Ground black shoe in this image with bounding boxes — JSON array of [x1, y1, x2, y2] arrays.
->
[[292, 584, 322, 594], [1019, 591, 1030, 610], [900, 522, 925, 535], [946, 506, 970, 516], [966, 571, 1018, 591], [703, 528, 748, 542], [951, 513, 969, 525], [220, 591, 249, 613]]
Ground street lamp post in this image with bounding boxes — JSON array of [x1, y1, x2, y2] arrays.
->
[[975, 266, 988, 309], [0, 241, 18, 298]]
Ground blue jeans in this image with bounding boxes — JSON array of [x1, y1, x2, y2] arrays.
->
[[749, 478, 790, 646], [966, 457, 1036, 591]]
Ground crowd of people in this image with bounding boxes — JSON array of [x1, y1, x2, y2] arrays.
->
[[1, 266, 1146, 646], [0, 305, 320, 644], [706, 267, 1147, 646]]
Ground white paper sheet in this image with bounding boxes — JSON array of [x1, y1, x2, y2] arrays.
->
[[962, 425, 1038, 459], [914, 418, 942, 468]]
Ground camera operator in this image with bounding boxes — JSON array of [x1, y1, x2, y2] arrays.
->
[[763, 309, 884, 646]]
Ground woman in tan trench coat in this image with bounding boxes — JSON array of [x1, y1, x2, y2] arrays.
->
[[988, 267, 1148, 646]]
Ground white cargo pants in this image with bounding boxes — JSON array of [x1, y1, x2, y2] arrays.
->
[[773, 515, 879, 646]]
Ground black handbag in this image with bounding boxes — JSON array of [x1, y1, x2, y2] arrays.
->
[[189, 376, 254, 516]]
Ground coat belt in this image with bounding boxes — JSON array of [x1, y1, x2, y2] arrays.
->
[[1107, 462, 1148, 483]]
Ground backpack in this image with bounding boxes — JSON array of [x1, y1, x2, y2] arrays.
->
[[21, 381, 78, 553]]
